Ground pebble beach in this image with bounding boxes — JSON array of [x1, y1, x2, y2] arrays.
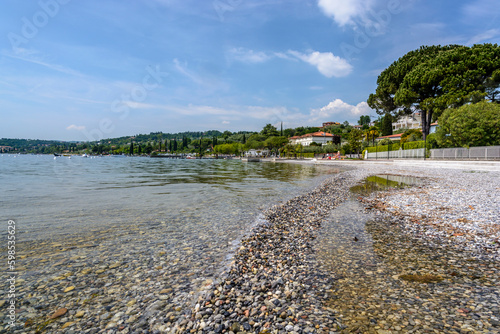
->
[[1, 162, 499, 333]]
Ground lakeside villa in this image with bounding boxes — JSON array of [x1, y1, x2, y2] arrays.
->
[[288, 131, 335, 146]]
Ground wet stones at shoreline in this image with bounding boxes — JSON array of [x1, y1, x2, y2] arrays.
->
[[181, 174, 358, 333], [0, 167, 349, 333], [321, 166, 499, 333]]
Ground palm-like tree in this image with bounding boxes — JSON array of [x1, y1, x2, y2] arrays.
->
[[365, 126, 380, 146]]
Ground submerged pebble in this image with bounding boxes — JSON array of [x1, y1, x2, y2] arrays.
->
[[1, 163, 498, 334]]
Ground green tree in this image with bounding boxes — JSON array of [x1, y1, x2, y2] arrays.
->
[[145, 143, 153, 154], [260, 124, 279, 138], [129, 142, 134, 155], [358, 115, 370, 126], [281, 144, 296, 158], [214, 143, 243, 155], [380, 113, 393, 136], [368, 44, 500, 139], [436, 101, 500, 148], [400, 129, 422, 144], [222, 131, 232, 140], [348, 128, 363, 154], [365, 126, 379, 146], [264, 136, 288, 151]]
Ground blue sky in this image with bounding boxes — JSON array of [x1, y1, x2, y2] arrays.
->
[[1, 0, 499, 141]]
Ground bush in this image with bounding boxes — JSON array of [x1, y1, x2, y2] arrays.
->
[[323, 143, 341, 153], [341, 143, 351, 155], [426, 133, 439, 148], [436, 101, 500, 148], [401, 128, 422, 144], [365, 142, 400, 153], [302, 146, 323, 153], [400, 141, 426, 150]]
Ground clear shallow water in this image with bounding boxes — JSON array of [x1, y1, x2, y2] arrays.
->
[[1, 154, 341, 243]]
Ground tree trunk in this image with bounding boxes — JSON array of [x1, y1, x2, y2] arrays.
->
[[421, 109, 433, 140]]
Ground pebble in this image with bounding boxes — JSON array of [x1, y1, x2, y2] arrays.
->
[[2, 163, 498, 334]]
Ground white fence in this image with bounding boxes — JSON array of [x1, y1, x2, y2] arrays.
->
[[431, 146, 500, 160], [364, 146, 500, 160], [365, 148, 425, 159]]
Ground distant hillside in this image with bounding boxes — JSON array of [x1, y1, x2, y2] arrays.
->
[[0, 130, 255, 154]]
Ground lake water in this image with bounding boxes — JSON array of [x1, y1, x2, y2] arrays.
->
[[0, 154, 347, 330], [1, 154, 341, 245]]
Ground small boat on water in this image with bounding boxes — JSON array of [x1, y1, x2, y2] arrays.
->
[[82, 153, 89, 158], [53, 153, 61, 157]]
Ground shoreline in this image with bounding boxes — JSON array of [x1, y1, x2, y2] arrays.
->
[[2, 163, 498, 333], [269, 157, 500, 172], [175, 164, 498, 333]]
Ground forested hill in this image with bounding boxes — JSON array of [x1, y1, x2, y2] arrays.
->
[[104, 130, 229, 146], [0, 138, 72, 153], [0, 130, 254, 154]]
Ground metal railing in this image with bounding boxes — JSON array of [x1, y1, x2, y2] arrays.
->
[[364, 146, 500, 160], [431, 146, 500, 160], [365, 148, 425, 159]]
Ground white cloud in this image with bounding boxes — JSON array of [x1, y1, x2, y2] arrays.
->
[[228, 47, 271, 63], [227, 48, 351, 77], [317, 0, 375, 26], [173, 58, 203, 84], [289, 51, 353, 78], [466, 29, 500, 45], [310, 99, 372, 122], [2, 49, 84, 77], [462, 0, 500, 21], [222, 120, 230, 124], [66, 124, 86, 131]]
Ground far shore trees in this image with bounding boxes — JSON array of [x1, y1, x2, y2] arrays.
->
[[368, 43, 500, 140]]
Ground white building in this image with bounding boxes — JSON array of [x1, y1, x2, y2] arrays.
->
[[392, 113, 421, 131], [244, 149, 270, 157], [289, 132, 335, 146]]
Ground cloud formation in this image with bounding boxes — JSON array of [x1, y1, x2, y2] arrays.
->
[[317, 0, 375, 26], [466, 29, 500, 45], [310, 99, 372, 122], [66, 124, 86, 131], [228, 47, 272, 63], [289, 51, 353, 78], [228, 48, 352, 78]]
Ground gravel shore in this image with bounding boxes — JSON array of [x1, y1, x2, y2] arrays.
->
[[1, 163, 498, 333]]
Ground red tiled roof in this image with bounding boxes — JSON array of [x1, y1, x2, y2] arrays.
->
[[289, 131, 334, 139], [377, 133, 403, 139]]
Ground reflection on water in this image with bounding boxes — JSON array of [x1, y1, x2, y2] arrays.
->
[[0, 155, 343, 242], [318, 175, 497, 333], [350, 174, 421, 196]]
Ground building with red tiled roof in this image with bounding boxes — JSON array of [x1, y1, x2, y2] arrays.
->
[[321, 121, 341, 128], [375, 133, 403, 142], [289, 131, 334, 146]]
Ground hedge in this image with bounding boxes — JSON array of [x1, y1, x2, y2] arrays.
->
[[365, 140, 427, 153]]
